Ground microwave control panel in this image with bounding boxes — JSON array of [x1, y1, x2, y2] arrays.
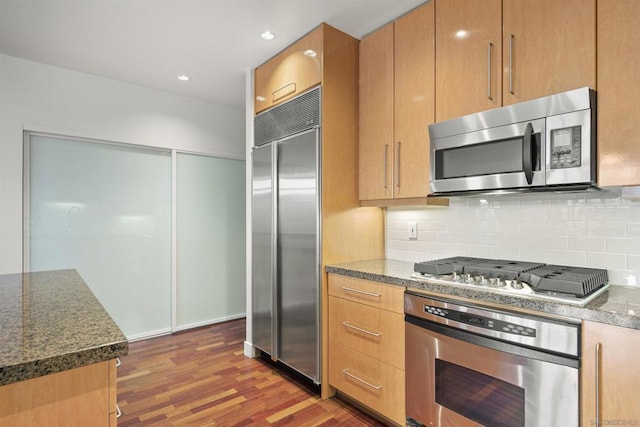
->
[[550, 125, 581, 169]]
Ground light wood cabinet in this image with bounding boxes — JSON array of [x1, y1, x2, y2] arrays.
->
[[596, 0, 640, 186], [0, 360, 116, 426], [581, 321, 640, 425], [359, 3, 443, 205], [435, 0, 596, 121], [254, 26, 323, 114], [328, 274, 405, 425]]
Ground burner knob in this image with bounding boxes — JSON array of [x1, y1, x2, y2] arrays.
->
[[452, 271, 460, 281], [464, 273, 473, 283], [495, 278, 505, 288], [479, 275, 488, 285], [489, 277, 497, 286], [511, 281, 524, 290]]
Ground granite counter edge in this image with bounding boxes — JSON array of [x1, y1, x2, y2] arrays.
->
[[0, 339, 129, 387], [326, 266, 640, 330]]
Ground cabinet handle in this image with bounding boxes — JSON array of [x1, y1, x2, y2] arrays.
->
[[342, 321, 382, 337], [383, 144, 389, 189], [509, 34, 515, 95], [342, 369, 382, 390], [342, 286, 381, 298], [595, 342, 602, 427], [116, 403, 122, 419], [272, 82, 297, 102], [116, 357, 121, 368], [487, 42, 493, 101], [395, 141, 401, 188]]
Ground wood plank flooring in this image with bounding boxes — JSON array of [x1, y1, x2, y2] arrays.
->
[[117, 318, 386, 426]]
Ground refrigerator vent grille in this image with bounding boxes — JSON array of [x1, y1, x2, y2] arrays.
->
[[254, 87, 320, 146]]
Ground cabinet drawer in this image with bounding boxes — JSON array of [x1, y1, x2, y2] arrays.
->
[[329, 340, 405, 425], [254, 25, 323, 114], [329, 296, 404, 369], [328, 274, 404, 313]]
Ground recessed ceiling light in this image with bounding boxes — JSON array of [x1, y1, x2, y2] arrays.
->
[[261, 31, 276, 41], [177, 74, 190, 81], [303, 49, 317, 57]]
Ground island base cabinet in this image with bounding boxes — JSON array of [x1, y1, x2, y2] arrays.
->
[[0, 360, 115, 426], [581, 321, 640, 425], [329, 340, 405, 426]]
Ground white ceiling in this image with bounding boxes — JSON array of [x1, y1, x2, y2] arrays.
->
[[0, 0, 427, 108]]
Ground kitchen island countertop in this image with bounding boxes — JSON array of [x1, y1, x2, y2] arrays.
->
[[327, 259, 640, 330], [0, 269, 128, 386]]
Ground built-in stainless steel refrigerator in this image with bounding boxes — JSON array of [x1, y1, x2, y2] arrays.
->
[[251, 88, 321, 383]]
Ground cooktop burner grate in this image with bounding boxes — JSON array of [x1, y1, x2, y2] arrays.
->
[[414, 256, 609, 298]]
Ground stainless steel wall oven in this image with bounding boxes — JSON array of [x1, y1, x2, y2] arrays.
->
[[405, 291, 581, 427]]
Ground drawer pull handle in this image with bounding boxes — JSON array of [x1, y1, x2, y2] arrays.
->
[[116, 357, 121, 368], [342, 286, 381, 298], [342, 369, 382, 390], [116, 403, 122, 419], [272, 82, 297, 102], [342, 322, 382, 337]]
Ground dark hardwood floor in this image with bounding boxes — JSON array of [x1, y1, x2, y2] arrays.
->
[[117, 318, 387, 426]]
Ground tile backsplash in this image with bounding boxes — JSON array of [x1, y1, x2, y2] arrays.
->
[[386, 189, 640, 286]]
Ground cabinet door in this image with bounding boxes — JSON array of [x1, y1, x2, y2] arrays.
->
[[581, 321, 640, 425], [254, 26, 323, 114], [502, 0, 596, 105], [359, 23, 394, 201], [435, 0, 502, 122], [597, 0, 640, 186], [394, 2, 434, 199]]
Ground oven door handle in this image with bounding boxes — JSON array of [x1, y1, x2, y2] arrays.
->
[[523, 122, 535, 185]]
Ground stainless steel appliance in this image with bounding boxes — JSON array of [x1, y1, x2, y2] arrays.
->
[[252, 88, 321, 383], [429, 87, 596, 196], [405, 292, 581, 427], [412, 256, 609, 306]]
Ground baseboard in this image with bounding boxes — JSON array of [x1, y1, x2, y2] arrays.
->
[[244, 341, 257, 358], [173, 313, 246, 333], [127, 328, 172, 342]]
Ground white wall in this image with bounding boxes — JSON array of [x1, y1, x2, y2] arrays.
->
[[387, 190, 640, 287], [0, 53, 245, 274]]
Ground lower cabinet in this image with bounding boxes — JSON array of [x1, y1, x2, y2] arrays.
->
[[0, 359, 117, 426], [327, 274, 405, 425], [581, 320, 640, 425]]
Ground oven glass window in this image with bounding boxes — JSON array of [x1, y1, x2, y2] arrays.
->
[[435, 359, 524, 427], [436, 136, 539, 180]]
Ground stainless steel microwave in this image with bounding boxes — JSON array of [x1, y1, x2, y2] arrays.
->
[[429, 87, 596, 196]]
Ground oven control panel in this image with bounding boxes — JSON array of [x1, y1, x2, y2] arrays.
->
[[423, 304, 537, 337], [550, 125, 582, 169]]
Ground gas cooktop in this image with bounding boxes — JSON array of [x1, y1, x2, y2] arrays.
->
[[412, 256, 610, 306]]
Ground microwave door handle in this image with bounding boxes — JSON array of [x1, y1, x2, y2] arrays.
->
[[522, 122, 534, 185]]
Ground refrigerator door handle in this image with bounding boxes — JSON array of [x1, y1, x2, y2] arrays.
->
[[271, 142, 279, 362]]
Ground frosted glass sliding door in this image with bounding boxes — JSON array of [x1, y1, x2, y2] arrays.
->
[[27, 134, 172, 339], [176, 153, 246, 329]]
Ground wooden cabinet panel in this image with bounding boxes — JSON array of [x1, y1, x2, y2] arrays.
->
[[254, 26, 323, 114], [394, 2, 434, 199], [435, 0, 502, 122], [0, 361, 111, 426], [581, 321, 640, 425], [328, 274, 404, 314], [329, 340, 405, 426], [502, 0, 596, 106], [597, 0, 640, 186], [359, 23, 394, 201], [359, 2, 437, 203], [329, 296, 405, 369]]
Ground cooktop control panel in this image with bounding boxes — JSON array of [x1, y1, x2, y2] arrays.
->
[[422, 304, 537, 337]]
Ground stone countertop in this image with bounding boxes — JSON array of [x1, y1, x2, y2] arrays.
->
[[326, 259, 640, 330], [0, 269, 128, 387]]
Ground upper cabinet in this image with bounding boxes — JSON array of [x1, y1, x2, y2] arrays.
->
[[597, 0, 640, 186], [435, 0, 596, 122], [254, 27, 323, 114], [360, 2, 445, 205], [435, 0, 502, 121]]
